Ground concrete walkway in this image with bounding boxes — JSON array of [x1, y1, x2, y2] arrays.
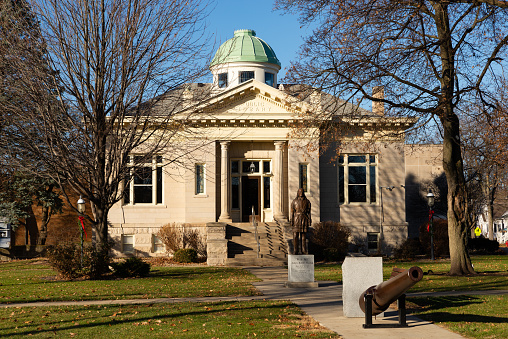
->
[[245, 266, 472, 339], [2, 266, 507, 338]]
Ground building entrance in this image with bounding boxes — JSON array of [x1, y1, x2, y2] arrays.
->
[[242, 177, 260, 222], [231, 159, 272, 222]]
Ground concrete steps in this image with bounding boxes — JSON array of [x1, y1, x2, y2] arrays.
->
[[226, 222, 287, 266]]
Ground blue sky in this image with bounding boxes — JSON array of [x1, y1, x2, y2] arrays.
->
[[206, 0, 313, 79]]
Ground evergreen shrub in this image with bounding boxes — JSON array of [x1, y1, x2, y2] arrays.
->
[[468, 236, 499, 254], [393, 238, 424, 259], [310, 221, 350, 262], [173, 248, 198, 263], [111, 257, 150, 277]]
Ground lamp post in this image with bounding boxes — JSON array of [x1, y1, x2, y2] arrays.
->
[[426, 189, 435, 261], [77, 196, 86, 268]]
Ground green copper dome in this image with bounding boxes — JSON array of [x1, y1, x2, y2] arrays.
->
[[210, 29, 281, 68]]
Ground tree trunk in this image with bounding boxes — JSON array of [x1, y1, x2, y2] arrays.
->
[[435, 3, 475, 276], [92, 203, 109, 250], [37, 205, 50, 246], [442, 116, 475, 275]]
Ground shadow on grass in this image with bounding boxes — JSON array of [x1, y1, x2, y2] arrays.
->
[[416, 311, 508, 324], [1, 300, 293, 337]]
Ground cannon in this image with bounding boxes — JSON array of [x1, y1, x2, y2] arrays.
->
[[360, 266, 424, 328]]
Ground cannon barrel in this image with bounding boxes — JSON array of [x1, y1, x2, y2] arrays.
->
[[359, 266, 423, 316]]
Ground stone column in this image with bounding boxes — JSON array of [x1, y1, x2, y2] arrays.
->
[[273, 141, 287, 221], [206, 222, 228, 266], [218, 141, 231, 222]]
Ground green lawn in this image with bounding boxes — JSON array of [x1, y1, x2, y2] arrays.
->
[[1, 256, 507, 339], [408, 295, 508, 339], [0, 260, 260, 303], [315, 255, 508, 293], [0, 301, 339, 338]]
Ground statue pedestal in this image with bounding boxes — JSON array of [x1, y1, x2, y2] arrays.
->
[[285, 255, 319, 288]]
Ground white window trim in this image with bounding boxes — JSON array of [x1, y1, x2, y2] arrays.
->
[[152, 234, 165, 253], [338, 154, 377, 205], [195, 163, 206, 195], [122, 234, 134, 253], [125, 155, 163, 205]]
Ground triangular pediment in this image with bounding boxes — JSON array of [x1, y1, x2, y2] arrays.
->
[[191, 80, 310, 119]]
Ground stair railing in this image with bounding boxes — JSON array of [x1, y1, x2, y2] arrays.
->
[[251, 206, 260, 258]]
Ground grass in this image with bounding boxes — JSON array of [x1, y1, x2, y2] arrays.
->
[[0, 259, 260, 303], [314, 255, 508, 293], [0, 300, 339, 338], [408, 295, 508, 339]]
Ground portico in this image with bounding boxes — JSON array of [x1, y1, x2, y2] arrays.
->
[[218, 140, 289, 223]]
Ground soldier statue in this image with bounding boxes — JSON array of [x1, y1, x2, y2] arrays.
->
[[290, 188, 311, 255]]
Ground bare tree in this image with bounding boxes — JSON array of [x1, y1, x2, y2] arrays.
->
[[462, 89, 508, 240], [276, 0, 508, 275], [0, 0, 212, 272]]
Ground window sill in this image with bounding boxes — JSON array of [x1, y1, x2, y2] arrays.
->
[[194, 194, 209, 198], [122, 204, 167, 208]]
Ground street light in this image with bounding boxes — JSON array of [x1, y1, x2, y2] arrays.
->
[[426, 188, 435, 261], [77, 196, 86, 267], [77, 196, 86, 214]]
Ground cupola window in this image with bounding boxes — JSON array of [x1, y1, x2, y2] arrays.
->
[[218, 73, 228, 88], [240, 71, 254, 83], [265, 72, 274, 87]]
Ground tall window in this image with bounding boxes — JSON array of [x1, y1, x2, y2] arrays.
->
[[299, 163, 309, 193], [240, 71, 254, 83], [125, 156, 163, 205], [195, 164, 205, 195], [265, 72, 274, 87], [338, 154, 377, 204], [218, 73, 228, 88]]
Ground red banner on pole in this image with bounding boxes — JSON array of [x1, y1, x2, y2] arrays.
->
[[78, 216, 87, 238], [427, 210, 434, 232]]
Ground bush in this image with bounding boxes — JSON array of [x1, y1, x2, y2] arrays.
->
[[173, 248, 198, 263], [393, 238, 424, 259], [310, 221, 351, 262], [157, 223, 206, 257], [419, 219, 449, 257], [111, 257, 150, 278], [46, 243, 82, 279], [157, 223, 182, 254], [183, 228, 207, 257], [47, 241, 112, 280], [468, 236, 499, 254]]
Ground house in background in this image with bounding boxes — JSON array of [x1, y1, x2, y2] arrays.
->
[[478, 209, 508, 244], [107, 29, 423, 262]]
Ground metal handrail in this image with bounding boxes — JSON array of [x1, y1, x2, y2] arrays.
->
[[252, 206, 260, 258]]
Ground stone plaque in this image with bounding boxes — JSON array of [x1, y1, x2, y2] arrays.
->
[[287, 255, 316, 285]]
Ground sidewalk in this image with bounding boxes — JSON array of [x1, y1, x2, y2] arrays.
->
[[245, 266, 473, 339]]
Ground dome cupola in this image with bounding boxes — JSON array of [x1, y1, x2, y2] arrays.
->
[[210, 30, 281, 91]]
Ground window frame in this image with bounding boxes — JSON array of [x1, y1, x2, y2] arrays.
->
[[122, 234, 134, 253], [195, 163, 206, 195], [338, 154, 377, 204], [240, 71, 255, 83], [367, 232, 379, 252], [152, 234, 165, 253], [218, 72, 228, 88], [265, 72, 274, 87], [124, 156, 163, 205], [299, 163, 309, 193], [230, 159, 272, 211]]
